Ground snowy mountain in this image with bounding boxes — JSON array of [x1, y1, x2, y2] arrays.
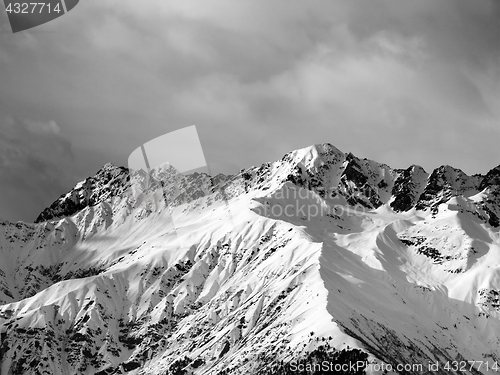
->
[[1, 143, 499, 375]]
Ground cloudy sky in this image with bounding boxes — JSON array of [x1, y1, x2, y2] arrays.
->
[[0, 0, 499, 222]]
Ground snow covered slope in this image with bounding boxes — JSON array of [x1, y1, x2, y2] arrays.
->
[[1, 143, 499, 375]]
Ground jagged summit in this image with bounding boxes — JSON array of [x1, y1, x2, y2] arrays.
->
[[34, 143, 500, 229], [282, 143, 344, 166], [34, 163, 130, 223], [480, 164, 500, 190]]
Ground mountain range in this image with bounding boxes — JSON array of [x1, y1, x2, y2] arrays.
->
[[1, 143, 499, 374]]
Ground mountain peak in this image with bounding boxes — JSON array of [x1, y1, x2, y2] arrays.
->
[[101, 162, 119, 170], [410, 164, 427, 173], [34, 164, 130, 223], [312, 142, 344, 156], [96, 162, 128, 176], [479, 164, 500, 190], [281, 143, 344, 166]]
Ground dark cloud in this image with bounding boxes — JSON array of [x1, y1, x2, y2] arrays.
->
[[0, 116, 76, 222], [0, 0, 498, 222]]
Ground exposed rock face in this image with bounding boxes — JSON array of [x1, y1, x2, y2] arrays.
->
[[35, 164, 131, 223], [414, 165, 482, 213], [35, 163, 232, 224], [1, 143, 500, 375], [390, 165, 428, 212], [479, 165, 500, 190]]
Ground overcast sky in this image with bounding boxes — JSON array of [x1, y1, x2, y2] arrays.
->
[[0, 0, 499, 222]]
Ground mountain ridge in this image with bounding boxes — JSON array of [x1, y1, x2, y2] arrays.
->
[[1, 142, 499, 375], [33, 143, 500, 227]]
